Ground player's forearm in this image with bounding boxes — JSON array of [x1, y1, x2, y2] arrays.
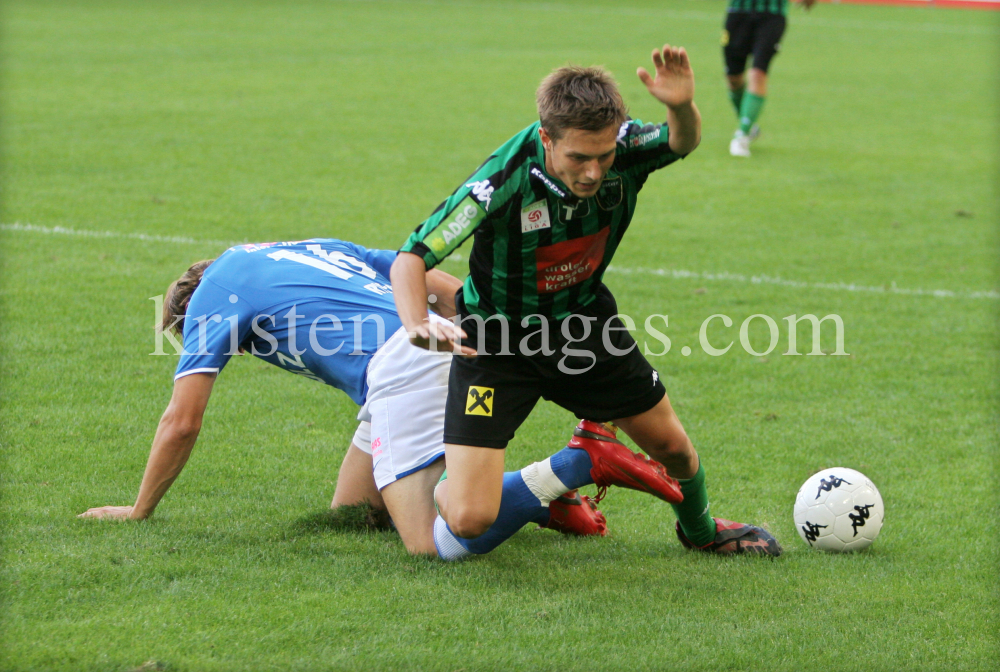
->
[[666, 101, 701, 155], [425, 269, 463, 319], [129, 416, 200, 519], [390, 252, 432, 331]]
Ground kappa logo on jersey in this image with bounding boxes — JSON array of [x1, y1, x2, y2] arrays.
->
[[465, 179, 494, 211], [534, 227, 610, 293], [424, 196, 487, 260], [465, 386, 494, 416], [529, 166, 568, 199], [520, 200, 551, 233]]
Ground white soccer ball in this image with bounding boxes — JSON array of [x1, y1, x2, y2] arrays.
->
[[793, 468, 884, 552]]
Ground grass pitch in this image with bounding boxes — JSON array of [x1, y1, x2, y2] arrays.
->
[[1, 1, 997, 670]]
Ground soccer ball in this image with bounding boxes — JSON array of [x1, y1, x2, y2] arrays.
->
[[793, 468, 884, 552]]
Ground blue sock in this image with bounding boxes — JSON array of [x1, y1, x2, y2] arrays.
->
[[456, 449, 594, 556], [457, 471, 549, 555], [550, 447, 594, 490]]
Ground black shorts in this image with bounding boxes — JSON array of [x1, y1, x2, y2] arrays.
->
[[723, 11, 787, 76], [443, 286, 666, 449]]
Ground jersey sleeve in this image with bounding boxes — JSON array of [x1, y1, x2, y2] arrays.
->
[[612, 118, 684, 180], [337, 242, 397, 280], [399, 126, 535, 269], [174, 277, 258, 381]]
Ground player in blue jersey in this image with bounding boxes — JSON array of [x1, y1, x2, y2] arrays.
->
[[79, 239, 682, 559]]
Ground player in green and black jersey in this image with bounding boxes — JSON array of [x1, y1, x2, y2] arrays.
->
[[724, 0, 815, 157], [391, 45, 781, 557]]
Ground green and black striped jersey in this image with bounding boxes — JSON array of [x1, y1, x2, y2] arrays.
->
[[727, 0, 788, 15], [400, 119, 682, 322]]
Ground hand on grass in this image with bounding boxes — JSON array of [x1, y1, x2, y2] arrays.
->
[[637, 44, 695, 110], [78, 505, 135, 520]]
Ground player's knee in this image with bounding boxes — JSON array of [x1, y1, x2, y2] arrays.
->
[[447, 508, 496, 539]]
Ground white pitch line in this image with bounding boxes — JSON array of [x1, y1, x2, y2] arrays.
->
[[4, 222, 996, 301], [1, 222, 239, 248]]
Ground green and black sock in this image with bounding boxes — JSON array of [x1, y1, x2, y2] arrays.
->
[[728, 87, 745, 119], [739, 92, 765, 135], [670, 462, 717, 547]]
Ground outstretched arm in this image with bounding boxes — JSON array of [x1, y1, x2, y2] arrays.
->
[[390, 252, 474, 354], [637, 44, 701, 155], [78, 373, 216, 520]]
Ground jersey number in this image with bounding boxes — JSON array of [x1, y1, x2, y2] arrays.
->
[[266, 245, 391, 296]]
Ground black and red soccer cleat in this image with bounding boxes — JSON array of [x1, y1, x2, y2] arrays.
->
[[540, 490, 607, 537], [568, 420, 683, 505], [676, 517, 782, 556]]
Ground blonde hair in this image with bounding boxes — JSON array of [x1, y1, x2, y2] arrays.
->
[[161, 259, 214, 335]]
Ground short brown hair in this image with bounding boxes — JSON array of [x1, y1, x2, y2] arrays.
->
[[536, 65, 628, 140], [161, 259, 214, 335]]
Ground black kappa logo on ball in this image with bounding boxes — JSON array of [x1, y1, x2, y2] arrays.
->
[[814, 474, 852, 499], [800, 521, 828, 545], [849, 504, 874, 536]]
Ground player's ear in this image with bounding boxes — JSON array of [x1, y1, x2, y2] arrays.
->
[[538, 126, 553, 150]]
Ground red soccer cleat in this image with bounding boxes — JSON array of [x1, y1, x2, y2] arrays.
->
[[568, 420, 683, 504], [676, 517, 782, 556], [539, 490, 607, 537]]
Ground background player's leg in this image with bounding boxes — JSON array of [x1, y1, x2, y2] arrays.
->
[[615, 397, 716, 547], [380, 456, 446, 555], [727, 73, 746, 118], [739, 67, 768, 136], [330, 443, 385, 511], [436, 443, 506, 538]]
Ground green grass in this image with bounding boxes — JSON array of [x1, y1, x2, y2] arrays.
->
[[1, 0, 997, 670]]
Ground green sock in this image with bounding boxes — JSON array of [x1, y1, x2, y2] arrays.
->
[[671, 462, 717, 547], [728, 87, 745, 118], [738, 92, 765, 135]]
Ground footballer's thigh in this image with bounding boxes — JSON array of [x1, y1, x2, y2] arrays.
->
[[615, 395, 698, 480], [380, 456, 446, 555], [331, 422, 385, 510]]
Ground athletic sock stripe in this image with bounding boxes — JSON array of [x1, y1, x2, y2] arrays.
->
[[433, 516, 473, 561]]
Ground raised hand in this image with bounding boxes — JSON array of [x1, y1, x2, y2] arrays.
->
[[637, 44, 695, 110]]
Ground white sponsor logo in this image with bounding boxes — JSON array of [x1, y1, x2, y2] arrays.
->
[[520, 200, 551, 233], [529, 167, 567, 199], [441, 204, 480, 245], [628, 127, 661, 148], [465, 179, 494, 211]]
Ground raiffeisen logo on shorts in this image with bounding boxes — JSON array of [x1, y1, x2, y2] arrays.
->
[[425, 196, 487, 260]]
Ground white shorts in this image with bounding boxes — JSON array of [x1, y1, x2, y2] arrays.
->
[[355, 321, 452, 490]]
